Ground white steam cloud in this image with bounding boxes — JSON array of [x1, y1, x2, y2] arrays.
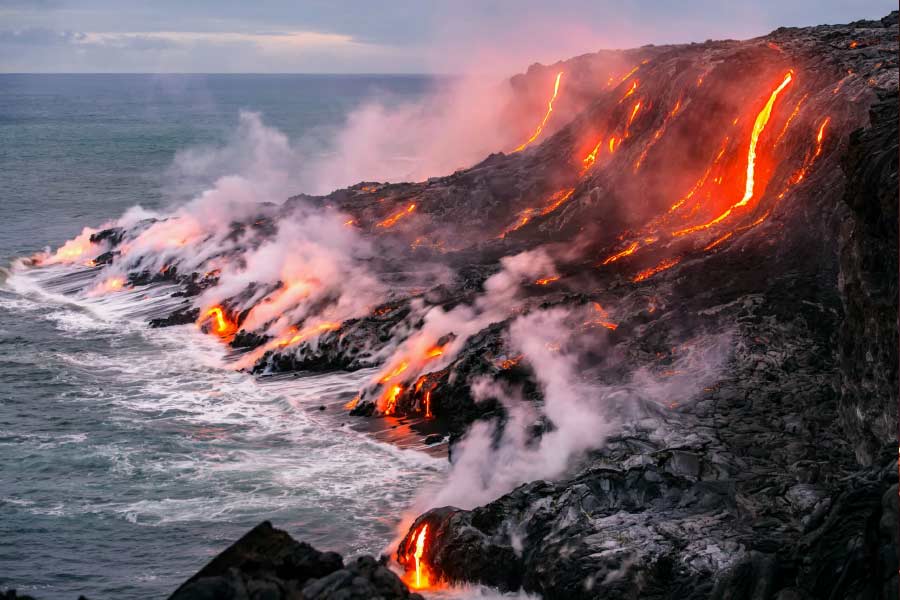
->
[[416, 307, 731, 511]]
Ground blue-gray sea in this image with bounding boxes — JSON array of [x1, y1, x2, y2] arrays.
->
[[0, 74, 450, 599]]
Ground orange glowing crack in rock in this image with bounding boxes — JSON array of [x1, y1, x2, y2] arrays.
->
[[513, 71, 564, 153]]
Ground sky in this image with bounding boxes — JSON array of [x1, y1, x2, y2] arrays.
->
[[1, 0, 895, 74]]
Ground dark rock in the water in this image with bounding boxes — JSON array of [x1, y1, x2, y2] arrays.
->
[[424, 434, 444, 445], [170, 521, 423, 600], [149, 307, 200, 328], [89, 227, 125, 248]]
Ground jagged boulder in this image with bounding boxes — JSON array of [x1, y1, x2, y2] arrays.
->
[[169, 521, 424, 600]]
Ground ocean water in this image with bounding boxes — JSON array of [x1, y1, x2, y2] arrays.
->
[[0, 74, 450, 599]]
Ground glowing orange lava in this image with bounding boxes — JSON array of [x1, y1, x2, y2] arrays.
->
[[383, 384, 404, 415], [632, 257, 681, 283], [582, 139, 604, 172], [588, 302, 618, 330], [377, 203, 416, 228], [100, 278, 124, 292], [703, 232, 733, 251], [203, 306, 237, 336], [276, 321, 341, 347], [619, 80, 639, 103], [674, 71, 793, 236], [540, 189, 575, 215], [411, 525, 430, 588], [737, 71, 794, 208], [513, 71, 563, 152], [608, 136, 620, 153], [625, 101, 643, 136], [619, 65, 640, 83], [601, 241, 639, 265], [634, 98, 682, 171], [535, 275, 560, 286], [380, 361, 410, 384], [424, 390, 433, 418], [774, 93, 808, 146]]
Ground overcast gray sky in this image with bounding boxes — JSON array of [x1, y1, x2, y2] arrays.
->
[[1, 1, 895, 74]]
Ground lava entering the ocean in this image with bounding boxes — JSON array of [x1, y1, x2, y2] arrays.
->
[[399, 523, 433, 590], [201, 306, 237, 337]]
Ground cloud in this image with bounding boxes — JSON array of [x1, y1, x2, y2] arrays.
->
[[79, 29, 358, 51], [0, 27, 84, 45]]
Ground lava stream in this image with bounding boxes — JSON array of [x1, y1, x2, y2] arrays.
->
[[513, 71, 563, 153], [377, 203, 416, 228]]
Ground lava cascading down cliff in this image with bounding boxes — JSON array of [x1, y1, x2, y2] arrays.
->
[[20, 12, 898, 600]]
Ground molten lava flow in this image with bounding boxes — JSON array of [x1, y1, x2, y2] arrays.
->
[[632, 257, 681, 283], [500, 188, 573, 237], [624, 101, 642, 137], [668, 138, 729, 213], [581, 139, 604, 172], [498, 209, 534, 239], [634, 98, 683, 171], [774, 93, 808, 146], [535, 275, 560, 286], [674, 72, 793, 236], [619, 80, 639, 103], [380, 361, 409, 384], [703, 232, 733, 251], [540, 189, 575, 215], [425, 345, 444, 359], [99, 278, 124, 292], [608, 136, 620, 153], [737, 71, 794, 208], [383, 384, 404, 415], [513, 71, 563, 153], [587, 302, 618, 330], [618, 64, 640, 83], [424, 390, 433, 418], [601, 241, 639, 265], [203, 306, 236, 336], [276, 321, 341, 347], [813, 117, 829, 156], [410, 525, 430, 588], [377, 203, 416, 228]]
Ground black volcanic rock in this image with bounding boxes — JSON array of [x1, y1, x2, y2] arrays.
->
[[169, 521, 423, 600], [149, 307, 200, 328], [395, 16, 899, 599], [837, 91, 898, 466]]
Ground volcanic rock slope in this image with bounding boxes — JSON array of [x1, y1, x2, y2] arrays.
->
[[395, 14, 899, 600], [34, 11, 898, 600]]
